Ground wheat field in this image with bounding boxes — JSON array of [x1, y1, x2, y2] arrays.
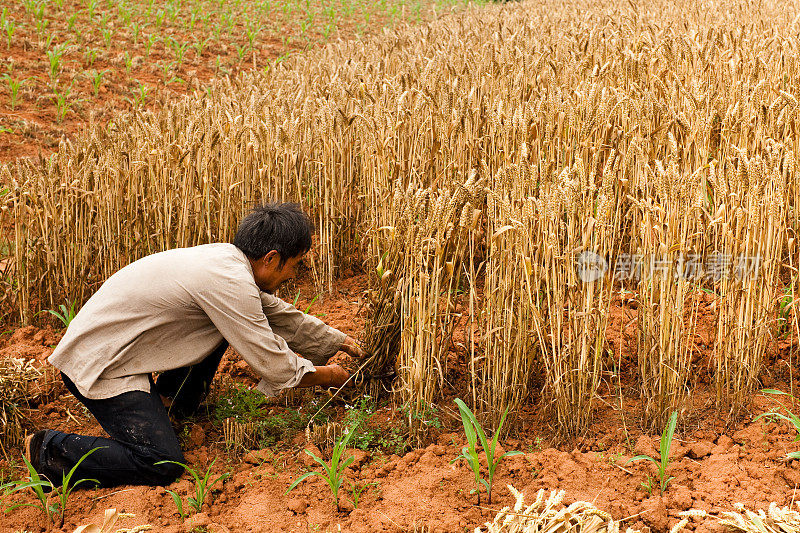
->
[[2, 0, 798, 434]]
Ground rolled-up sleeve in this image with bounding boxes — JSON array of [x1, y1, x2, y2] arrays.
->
[[194, 277, 316, 397], [260, 293, 347, 365]]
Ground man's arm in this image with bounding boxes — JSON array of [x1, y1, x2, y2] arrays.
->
[[298, 363, 350, 388], [260, 292, 363, 364]]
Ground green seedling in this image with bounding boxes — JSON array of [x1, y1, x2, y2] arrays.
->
[[129, 21, 147, 44], [169, 39, 189, 67], [42, 31, 56, 51], [244, 23, 262, 48], [7, 456, 56, 521], [778, 287, 796, 337], [292, 291, 320, 314], [123, 52, 133, 74], [192, 36, 212, 57], [286, 422, 359, 512], [101, 27, 113, 49], [640, 474, 654, 494], [66, 12, 78, 32], [451, 399, 522, 504], [159, 60, 175, 79], [234, 43, 250, 62], [52, 82, 78, 122], [154, 8, 166, 28], [88, 69, 108, 97], [349, 480, 377, 509], [46, 300, 78, 327], [128, 80, 149, 108], [755, 389, 800, 459], [0, 10, 11, 48], [35, 18, 50, 40], [8, 448, 102, 528], [118, 5, 132, 24], [145, 34, 160, 57], [156, 458, 230, 516], [84, 48, 99, 67], [3, 74, 26, 110], [98, 11, 110, 30], [626, 410, 678, 494], [33, 1, 46, 22], [86, 0, 99, 19], [46, 42, 71, 84], [165, 76, 186, 86]]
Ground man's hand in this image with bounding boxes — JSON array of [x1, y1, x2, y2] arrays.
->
[[322, 363, 350, 388], [340, 336, 365, 359], [298, 363, 350, 389]]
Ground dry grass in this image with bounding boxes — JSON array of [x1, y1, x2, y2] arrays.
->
[[0, 357, 56, 458], [2, 0, 798, 433], [476, 485, 645, 533]]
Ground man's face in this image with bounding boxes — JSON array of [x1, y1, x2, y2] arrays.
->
[[255, 251, 305, 294]]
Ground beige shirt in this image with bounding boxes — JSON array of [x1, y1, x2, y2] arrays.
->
[[48, 243, 346, 400]]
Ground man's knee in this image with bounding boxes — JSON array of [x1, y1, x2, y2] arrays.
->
[[153, 458, 185, 484], [139, 448, 185, 485]]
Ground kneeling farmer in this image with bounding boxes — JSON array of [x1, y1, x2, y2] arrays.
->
[[25, 202, 363, 487]]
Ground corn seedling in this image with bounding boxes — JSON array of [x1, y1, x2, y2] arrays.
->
[[35, 19, 51, 41], [2, 75, 26, 111], [155, 458, 230, 516], [192, 36, 212, 57], [234, 42, 250, 62], [52, 82, 78, 123], [627, 411, 678, 494], [158, 60, 175, 79], [349, 480, 377, 509], [451, 399, 522, 504], [88, 69, 107, 97], [128, 80, 149, 108], [129, 21, 146, 44], [46, 42, 70, 85], [84, 48, 99, 67], [46, 300, 78, 328], [144, 34, 160, 57], [244, 23, 262, 48], [123, 52, 133, 75], [101, 27, 113, 49], [286, 422, 359, 512], [755, 389, 800, 459], [8, 447, 102, 528], [66, 12, 78, 32], [168, 38, 189, 67], [2, 18, 13, 49]]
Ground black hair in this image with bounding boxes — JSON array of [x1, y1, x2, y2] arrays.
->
[[233, 202, 313, 264]]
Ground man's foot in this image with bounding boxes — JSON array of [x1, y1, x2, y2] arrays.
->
[[23, 430, 47, 471]]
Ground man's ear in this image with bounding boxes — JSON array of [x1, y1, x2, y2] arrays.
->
[[264, 250, 281, 265]]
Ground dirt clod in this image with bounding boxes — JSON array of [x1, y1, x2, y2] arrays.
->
[[287, 498, 308, 514], [689, 440, 714, 459], [243, 449, 272, 465], [182, 512, 210, 532], [301, 444, 322, 467], [634, 435, 659, 458]]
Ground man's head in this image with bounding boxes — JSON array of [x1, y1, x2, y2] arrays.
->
[[233, 202, 313, 293]]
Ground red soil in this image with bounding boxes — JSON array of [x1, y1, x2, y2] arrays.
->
[[1, 276, 800, 533]]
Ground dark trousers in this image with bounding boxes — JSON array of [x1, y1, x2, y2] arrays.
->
[[39, 341, 228, 488]]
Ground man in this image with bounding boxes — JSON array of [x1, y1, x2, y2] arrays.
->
[[25, 202, 364, 487]]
